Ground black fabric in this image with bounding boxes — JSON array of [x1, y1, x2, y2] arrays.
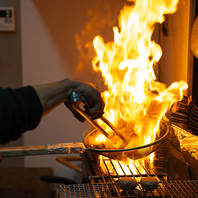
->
[[0, 86, 42, 144]]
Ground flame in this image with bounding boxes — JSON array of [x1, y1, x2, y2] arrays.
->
[[91, 0, 187, 153], [99, 154, 151, 176]]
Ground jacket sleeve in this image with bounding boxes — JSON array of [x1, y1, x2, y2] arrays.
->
[[0, 86, 42, 144]]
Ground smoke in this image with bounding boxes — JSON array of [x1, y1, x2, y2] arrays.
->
[[74, 1, 126, 90]]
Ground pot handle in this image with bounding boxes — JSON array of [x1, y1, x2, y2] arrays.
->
[[0, 142, 86, 157], [46, 142, 86, 154]]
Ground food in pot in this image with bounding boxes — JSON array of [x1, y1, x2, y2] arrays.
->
[[140, 177, 159, 191], [119, 177, 138, 190]]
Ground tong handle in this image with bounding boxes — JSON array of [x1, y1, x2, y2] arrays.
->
[[72, 103, 117, 144], [69, 92, 126, 144], [100, 116, 126, 142]]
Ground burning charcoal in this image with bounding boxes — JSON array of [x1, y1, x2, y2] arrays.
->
[[118, 177, 138, 191], [140, 177, 158, 191]]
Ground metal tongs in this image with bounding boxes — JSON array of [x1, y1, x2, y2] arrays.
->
[[70, 92, 127, 145]]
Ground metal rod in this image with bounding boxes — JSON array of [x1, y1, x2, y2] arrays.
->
[[100, 116, 126, 142], [72, 103, 118, 145]]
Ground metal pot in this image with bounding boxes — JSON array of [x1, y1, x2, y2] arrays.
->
[[0, 119, 169, 160], [83, 118, 169, 160]]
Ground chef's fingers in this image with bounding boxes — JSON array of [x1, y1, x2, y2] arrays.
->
[[72, 110, 86, 122], [66, 80, 105, 121], [84, 97, 104, 119]]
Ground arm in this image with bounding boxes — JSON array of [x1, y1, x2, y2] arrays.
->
[[33, 78, 71, 117], [33, 78, 104, 119], [0, 78, 104, 144], [0, 86, 42, 144]]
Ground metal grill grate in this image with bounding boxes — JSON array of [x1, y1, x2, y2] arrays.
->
[[59, 180, 198, 198], [87, 155, 169, 184]]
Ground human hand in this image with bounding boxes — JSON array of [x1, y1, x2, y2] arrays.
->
[[65, 80, 105, 122]]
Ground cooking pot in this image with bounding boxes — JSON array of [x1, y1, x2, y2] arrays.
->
[[0, 118, 169, 160]]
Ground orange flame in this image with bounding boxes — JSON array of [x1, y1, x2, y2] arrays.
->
[[92, 0, 187, 152]]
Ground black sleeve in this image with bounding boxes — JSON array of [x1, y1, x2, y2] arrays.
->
[[0, 86, 42, 144]]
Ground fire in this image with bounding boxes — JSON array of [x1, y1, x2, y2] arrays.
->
[[99, 155, 147, 175], [91, 0, 187, 154]]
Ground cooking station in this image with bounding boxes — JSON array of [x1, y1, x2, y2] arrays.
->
[[1, 118, 198, 197], [0, 0, 197, 197], [58, 121, 198, 198]]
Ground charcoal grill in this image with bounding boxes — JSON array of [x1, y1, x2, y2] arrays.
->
[[59, 123, 198, 198], [59, 181, 198, 198]]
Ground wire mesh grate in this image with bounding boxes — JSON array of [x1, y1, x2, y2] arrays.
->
[[59, 180, 198, 198]]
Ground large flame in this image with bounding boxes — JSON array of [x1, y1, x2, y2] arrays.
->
[[91, 0, 187, 151]]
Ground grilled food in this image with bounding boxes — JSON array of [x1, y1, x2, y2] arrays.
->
[[119, 177, 138, 190], [140, 177, 158, 191]]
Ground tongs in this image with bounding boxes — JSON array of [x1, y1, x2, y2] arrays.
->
[[70, 92, 127, 145]]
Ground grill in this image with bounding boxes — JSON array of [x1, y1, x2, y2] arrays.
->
[[59, 151, 198, 197], [59, 181, 198, 198], [59, 124, 198, 198], [82, 152, 168, 184]]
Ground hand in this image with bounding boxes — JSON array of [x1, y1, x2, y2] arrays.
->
[[65, 80, 105, 122]]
